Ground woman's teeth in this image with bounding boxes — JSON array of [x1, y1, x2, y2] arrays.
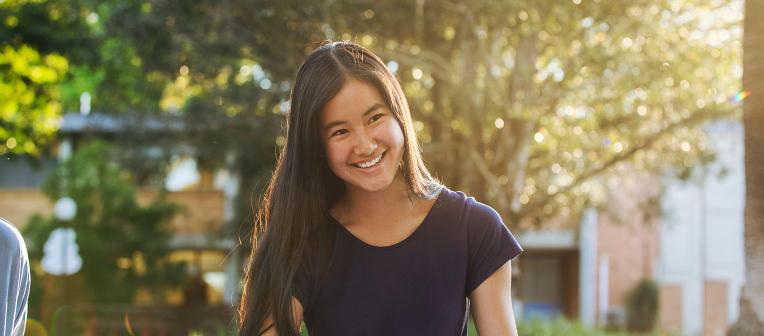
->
[[355, 151, 384, 168]]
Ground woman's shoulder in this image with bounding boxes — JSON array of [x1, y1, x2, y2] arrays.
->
[[0, 218, 29, 277], [434, 186, 504, 227], [436, 186, 496, 213], [0, 218, 25, 254]]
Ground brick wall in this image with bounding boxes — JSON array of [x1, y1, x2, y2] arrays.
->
[[137, 190, 225, 234], [659, 283, 682, 334], [597, 213, 658, 307], [658, 280, 730, 336], [704, 280, 728, 336], [0, 189, 52, 228], [596, 171, 661, 316]]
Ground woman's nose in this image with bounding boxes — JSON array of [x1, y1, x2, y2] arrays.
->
[[353, 130, 377, 156]]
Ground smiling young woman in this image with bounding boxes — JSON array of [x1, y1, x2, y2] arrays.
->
[[321, 79, 405, 195], [238, 41, 523, 336]]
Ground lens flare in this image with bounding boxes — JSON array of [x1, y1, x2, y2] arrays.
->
[[730, 90, 750, 104]]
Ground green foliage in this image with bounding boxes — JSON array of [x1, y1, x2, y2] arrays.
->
[[0, 44, 68, 155], [460, 317, 664, 336], [58, 65, 104, 110], [625, 279, 659, 332], [23, 140, 185, 304], [0, 0, 96, 155], [0, 0, 168, 156], [516, 318, 653, 336]]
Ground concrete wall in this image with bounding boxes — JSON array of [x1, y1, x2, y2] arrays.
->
[[657, 121, 745, 335]]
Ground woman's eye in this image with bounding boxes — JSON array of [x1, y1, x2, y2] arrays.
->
[[331, 129, 348, 137], [370, 114, 384, 123]]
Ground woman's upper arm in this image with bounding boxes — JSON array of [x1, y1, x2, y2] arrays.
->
[[468, 260, 518, 336], [293, 297, 304, 329], [259, 297, 304, 336]]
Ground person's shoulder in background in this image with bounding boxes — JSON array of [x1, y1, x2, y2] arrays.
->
[[0, 218, 26, 256], [1, 217, 31, 336]]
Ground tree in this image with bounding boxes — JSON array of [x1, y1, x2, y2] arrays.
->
[[7, 0, 740, 229], [730, 0, 764, 334], [0, 43, 68, 155], [1, 0, 93, 156], [0, 0, 167, 156], [23, 141, 184, 307], [339, 0, 741, 225], [105, 0, 741, 228]]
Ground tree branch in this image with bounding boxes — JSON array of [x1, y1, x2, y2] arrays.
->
[[517, 106, 735, 219]]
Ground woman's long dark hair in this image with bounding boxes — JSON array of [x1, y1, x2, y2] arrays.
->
[[238, 41, 441, 336]]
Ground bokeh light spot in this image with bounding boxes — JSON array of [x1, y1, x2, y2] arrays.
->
[[387, 61, 399, 74], [494, 118, 505, 129], [6, 137, 17, 149], [412, 68, 423, 80]]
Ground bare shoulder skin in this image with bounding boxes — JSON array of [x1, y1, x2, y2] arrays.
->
[[259, 297, 303, 336]]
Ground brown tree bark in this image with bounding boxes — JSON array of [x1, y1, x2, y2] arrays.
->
[[730, 0, 764, 334]]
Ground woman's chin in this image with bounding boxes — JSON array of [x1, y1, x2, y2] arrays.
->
[[345, 176, 398, 194]]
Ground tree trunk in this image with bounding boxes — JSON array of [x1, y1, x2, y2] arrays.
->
[[731, 0, 764, 334]]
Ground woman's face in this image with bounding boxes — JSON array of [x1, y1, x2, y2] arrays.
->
[[320, 79, 405, 194]]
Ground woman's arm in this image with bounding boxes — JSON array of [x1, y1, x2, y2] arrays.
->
[[259, 297, 304, 336], [468, 260, 518, 336]]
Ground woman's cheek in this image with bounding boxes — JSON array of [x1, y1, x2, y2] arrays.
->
[[327, 141, 349, 169], [388, 122, 405, 147]]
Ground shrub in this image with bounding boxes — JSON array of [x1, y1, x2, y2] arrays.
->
[[625, 278, 659, 332]]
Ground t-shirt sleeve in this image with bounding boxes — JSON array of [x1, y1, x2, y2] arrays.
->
[[465, 200, 523, 293]]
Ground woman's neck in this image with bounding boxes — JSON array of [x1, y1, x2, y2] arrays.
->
[[334, 172, 416, 226]]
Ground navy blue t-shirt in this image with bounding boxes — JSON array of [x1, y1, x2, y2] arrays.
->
[[294, 187, 523, 335]]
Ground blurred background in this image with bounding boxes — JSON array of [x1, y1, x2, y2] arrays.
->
[[1, 0, 761, 335]]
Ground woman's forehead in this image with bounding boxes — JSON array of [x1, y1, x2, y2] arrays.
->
[[321, 80, 386, 124]]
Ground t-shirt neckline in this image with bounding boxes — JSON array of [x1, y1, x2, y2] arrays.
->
[[329, 187, 447, 250]]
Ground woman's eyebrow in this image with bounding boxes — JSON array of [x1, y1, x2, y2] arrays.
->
[[322, 103, 385, 132], [361, 103, 386, 117]]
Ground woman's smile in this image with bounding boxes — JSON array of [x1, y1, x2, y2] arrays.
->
[[352, 150, 386, 170]]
